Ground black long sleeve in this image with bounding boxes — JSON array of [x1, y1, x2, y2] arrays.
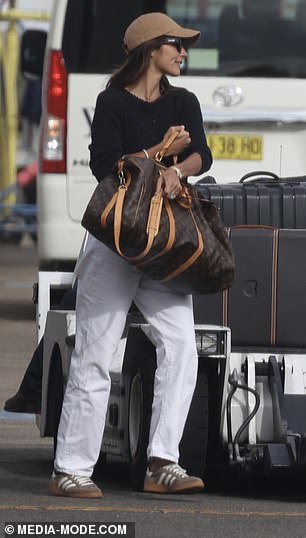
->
[[89, 86, 212, 182]]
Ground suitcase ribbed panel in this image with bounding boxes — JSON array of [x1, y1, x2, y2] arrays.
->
[[196, 179, 306, 229], [293, 186, 306, 228]]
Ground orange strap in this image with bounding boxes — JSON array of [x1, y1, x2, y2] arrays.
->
[[154, 131, 180, 163], [160, 208, 204, 283], [109, 181, 170, 262], [136, 197, 176, 268]]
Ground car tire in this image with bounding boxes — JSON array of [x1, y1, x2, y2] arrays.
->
[[127, 345, 156, 491], [45, 346, 64, 455]]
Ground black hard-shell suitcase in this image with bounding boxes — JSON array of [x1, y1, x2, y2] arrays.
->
[[193, 226, 276, 346], [196, 171, 306, 228], [277, 229, 306, 347], [193, 226, 306, 348], [226, 226, 276, 346], [193, 291, 223, 326]]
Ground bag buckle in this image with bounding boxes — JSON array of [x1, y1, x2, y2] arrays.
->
[[118, 170, 126, 185], [154, 131, 180, 163]]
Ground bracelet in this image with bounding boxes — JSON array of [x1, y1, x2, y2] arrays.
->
[[170, 165, 183, 180], [142, 148, 149, 159]]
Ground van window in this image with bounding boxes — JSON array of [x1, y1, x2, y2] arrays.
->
[[62, 0, 306, 78], [62, 0, 143, 73]]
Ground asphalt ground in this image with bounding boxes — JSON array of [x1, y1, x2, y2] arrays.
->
[[1, 238, 306, 538]]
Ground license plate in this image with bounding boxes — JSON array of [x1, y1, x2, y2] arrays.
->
[[207, 134, 263, 160]]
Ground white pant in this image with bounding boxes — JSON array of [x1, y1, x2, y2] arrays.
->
[[55, 234, 198, 476]]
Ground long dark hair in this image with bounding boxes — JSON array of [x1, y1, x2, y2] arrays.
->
[[107, 36, 171, 94]]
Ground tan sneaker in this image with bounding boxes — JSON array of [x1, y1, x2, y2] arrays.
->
[[143, 463, 205, 494], [48, 470, 102, 498]]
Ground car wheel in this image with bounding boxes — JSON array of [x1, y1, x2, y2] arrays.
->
[[126, 338, 156, 491], [45, 345, 64, 455]]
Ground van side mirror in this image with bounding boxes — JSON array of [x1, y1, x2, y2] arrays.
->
[[20, 30, 47, 78]]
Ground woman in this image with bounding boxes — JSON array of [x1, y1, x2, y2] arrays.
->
[[49, 12, 213, 499]]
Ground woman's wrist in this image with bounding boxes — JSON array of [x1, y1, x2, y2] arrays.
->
[[169, 165, 183, 180]]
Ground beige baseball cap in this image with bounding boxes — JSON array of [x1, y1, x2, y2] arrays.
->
[[124, 12, 200, 53]]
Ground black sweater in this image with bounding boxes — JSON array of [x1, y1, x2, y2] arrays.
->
[[89, 85, 212, 182]]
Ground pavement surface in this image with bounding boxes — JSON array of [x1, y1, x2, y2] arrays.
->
[[0, 236, 38, 412]]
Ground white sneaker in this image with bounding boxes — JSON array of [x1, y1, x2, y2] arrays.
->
[[143, 463, 205, 494], [48, 470, 102, 498]]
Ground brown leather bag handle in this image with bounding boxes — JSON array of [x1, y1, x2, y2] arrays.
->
[[113, 187, 171, 262], [154, 131, 180, 163]]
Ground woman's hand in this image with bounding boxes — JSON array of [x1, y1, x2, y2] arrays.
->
[[155, 126, 190, 198], [162, 125, 191, 156], [155, 167, 182, 199]]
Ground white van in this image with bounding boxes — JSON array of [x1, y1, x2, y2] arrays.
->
[[21, 0, 306, 269]]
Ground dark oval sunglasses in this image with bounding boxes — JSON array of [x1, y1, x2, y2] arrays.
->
[[161, 37, 185, 53]]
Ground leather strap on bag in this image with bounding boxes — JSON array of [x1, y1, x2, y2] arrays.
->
[[109, 166, 174, 262], [146, 191, 163, 237], [161, 208, 204, 282], [113, 187, 174, 262], [154, 131, 180, 163], [137, 197, 176, 268]]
